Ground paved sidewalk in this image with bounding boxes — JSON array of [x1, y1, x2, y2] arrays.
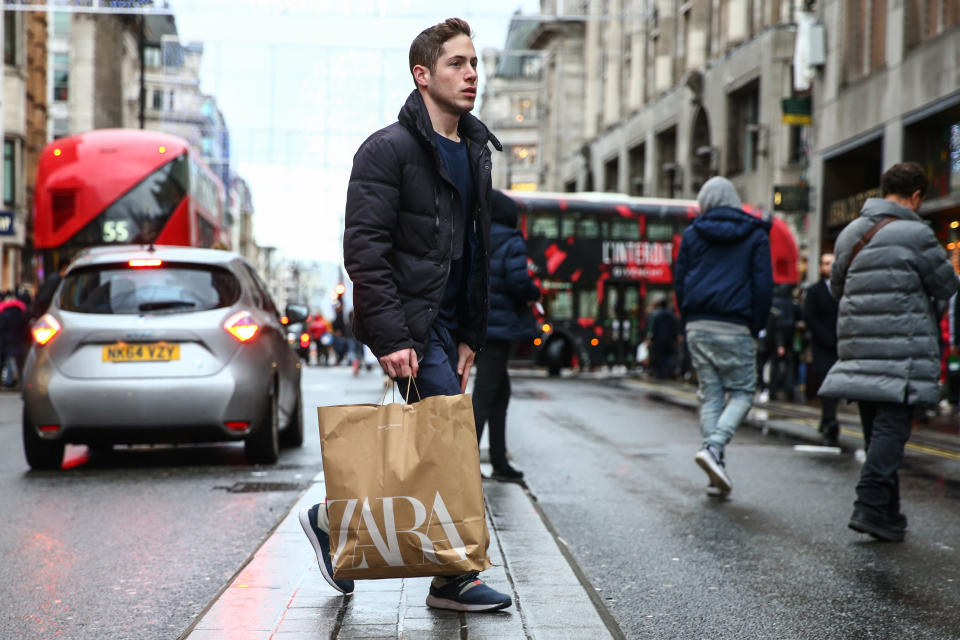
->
[[181, 471, 616, 640], [621, 377, 960, 460]]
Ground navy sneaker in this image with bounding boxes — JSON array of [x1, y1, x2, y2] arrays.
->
[[426, 572, 512, 612], [299, 504, 354, 594], [695, 445, 732, 494]]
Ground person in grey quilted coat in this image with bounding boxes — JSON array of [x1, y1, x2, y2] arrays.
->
[[820, 162, 958, 542]]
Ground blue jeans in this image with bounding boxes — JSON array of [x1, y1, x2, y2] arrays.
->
[[399, 324, 461, 400], [687, 329, 757, 453]]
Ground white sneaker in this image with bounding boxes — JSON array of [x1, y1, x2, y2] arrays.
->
[[706, 483, 730, 498]]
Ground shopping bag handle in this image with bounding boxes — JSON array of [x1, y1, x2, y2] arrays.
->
[[379, 375, 422, 405]]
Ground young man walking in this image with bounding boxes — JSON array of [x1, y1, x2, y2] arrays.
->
[[300, 18, 512, 612], [820, 162, 957, 542], [674, 176, 773, 497]]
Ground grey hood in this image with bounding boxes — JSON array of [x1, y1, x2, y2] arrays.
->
[[697, 176, 742, 213]]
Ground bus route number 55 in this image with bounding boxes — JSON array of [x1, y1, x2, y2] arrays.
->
[[103, 220, 131, 243]]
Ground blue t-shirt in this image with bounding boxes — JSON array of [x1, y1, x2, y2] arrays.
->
[[434, 133, 476, 330]]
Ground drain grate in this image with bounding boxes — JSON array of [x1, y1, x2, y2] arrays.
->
[[215, 481, 304, 493]]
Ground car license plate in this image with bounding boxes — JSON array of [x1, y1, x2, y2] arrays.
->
[[102, 342, 180, 362]]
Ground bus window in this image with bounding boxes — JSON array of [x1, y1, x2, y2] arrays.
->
[[529, 212, 559, 238], [610, 219, 641, 240], [578, 289, 598, 320], [624, 287, 640, 343], [547, 289, 573, 320], [578, 218, 600, 238], [605, 286, 619, 320], [560, 212, 579, 238], [646, 221, 674, 241]]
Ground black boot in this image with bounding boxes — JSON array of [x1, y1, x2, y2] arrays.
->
[[491, 463, 524, 482]]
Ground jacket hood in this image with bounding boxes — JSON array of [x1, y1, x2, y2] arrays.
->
[[690, 206, 770, 244], [398, 90, 502, 152], [697, 176, 742, 212], [860, 197, 921, 221]]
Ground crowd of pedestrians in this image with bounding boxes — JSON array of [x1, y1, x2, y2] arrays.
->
[[667, 162, 954, 544]]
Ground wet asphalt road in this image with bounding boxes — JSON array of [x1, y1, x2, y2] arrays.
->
[[0, 368, 364, 640], [2, 367, 959, 639], [505, 376, 960, 640]]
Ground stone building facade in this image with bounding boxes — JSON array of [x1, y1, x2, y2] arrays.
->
[[811, 0, 960, 272], [535, 0, 807, 217], [3, 9, 45, 290], [479, 14, 543, 191]]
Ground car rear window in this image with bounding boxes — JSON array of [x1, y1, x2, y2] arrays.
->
[[58, 263, 242, 314]]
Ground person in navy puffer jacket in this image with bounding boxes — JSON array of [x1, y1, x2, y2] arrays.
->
[[674, 176, 773, 498], [472, 190, 540, 481]]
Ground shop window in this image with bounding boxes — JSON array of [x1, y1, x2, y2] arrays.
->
[[905, 0, 959, 51], [144, 45, 162, 68], [53, 53, 69, 102], [951, 123, 960, 194], [904, 105, 960, 199], [842, 0, 887, 82], [52, 11, 70, 37], [629, 143, 645, 196], [604, 157, 619, 193], [4, 139, 15, 207], [4, 12, 16, 66], [727, 80, 760, 176], [788, 125, 806, 166], [511, 145, 536, 167], [656, 126, 678, 196]]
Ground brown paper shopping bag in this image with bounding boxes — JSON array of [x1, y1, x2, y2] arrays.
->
[[317, 388, 492, 580]]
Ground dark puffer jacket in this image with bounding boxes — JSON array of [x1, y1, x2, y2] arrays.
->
[[674, 206, 773, 336], [343, 90, 502, 358], [487, 221, 540, 342]]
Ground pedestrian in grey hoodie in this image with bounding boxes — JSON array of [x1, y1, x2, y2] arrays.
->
[[820, 162, 958, 542], [675, 176, 773, 497]]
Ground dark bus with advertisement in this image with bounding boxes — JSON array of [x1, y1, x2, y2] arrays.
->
[[500, 190, 799, 375], [34, 129, 226, 279]]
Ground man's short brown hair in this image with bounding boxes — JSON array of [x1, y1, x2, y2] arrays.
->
[[409, 18, 473, 85], [880, 162, 929, 199]]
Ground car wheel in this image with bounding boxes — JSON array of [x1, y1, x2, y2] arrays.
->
[[245, 386, 279, 465], [22, 408, 64, 470], [545, 337, 569, 377], [280, 387, 304, 448]]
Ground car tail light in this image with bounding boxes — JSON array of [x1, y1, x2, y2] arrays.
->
[[299, 333, 310, 348], [39, 425, 60, 433], [223, 311, 260, 343], [225, 421, 250, 432], [32, 314, 62, 345], [128, 259, 162, 268]]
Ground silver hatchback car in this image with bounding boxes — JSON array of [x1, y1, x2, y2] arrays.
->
[[22, 246, 303, 469]]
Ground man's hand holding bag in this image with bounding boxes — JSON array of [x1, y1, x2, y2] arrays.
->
[[317, 385, 492, 580]]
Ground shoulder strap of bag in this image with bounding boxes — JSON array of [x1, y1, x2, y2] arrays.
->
[[841, 216, 898, 283]]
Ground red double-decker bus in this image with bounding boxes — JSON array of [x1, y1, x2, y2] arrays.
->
[[34, 129, 226, 276], [501, 190, 799, 374]]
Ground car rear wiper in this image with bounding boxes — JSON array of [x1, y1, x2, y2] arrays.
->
[[138, 300, 197, 311]]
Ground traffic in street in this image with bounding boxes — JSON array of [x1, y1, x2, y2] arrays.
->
[[2, 365, 959, 639]]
